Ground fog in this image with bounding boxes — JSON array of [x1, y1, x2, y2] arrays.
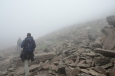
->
[[0, 0, 115, 50]]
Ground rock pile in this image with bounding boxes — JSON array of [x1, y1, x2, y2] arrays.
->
[[102, 15, 115, 50], [1, 16, 115, 76]]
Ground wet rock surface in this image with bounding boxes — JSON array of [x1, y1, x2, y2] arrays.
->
[[1, 17, 115, 76]]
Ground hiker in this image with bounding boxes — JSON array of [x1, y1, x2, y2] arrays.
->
[[20, 33, 36, 76], [17, 38, 22, 51]]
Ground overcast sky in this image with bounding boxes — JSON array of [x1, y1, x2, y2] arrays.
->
[[0, 0, 115, 50]]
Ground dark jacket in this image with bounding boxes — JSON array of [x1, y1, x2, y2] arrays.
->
[[20, 36, 36, 61], [21, 36, 36, 51]]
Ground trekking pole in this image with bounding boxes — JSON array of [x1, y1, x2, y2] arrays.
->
[[24, 60, 29, 76]]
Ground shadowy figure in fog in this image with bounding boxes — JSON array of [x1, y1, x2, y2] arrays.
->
[[20, 33, 36, 76], [20, 33, 36, 62], [17, 38, 22, 51]]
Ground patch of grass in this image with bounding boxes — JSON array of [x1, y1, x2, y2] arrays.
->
[[36, 44, 48, 50]]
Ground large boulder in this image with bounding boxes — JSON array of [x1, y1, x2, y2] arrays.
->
[[102, 29, 115, 50], [94, 48, 115, 57], [88, 30, 98, 41], [93, 37, 102, 48], [12, 52, 56, 67], [101, 26, 113, 35], [106, 15, 115, 26], [101, 16, 115, 50]]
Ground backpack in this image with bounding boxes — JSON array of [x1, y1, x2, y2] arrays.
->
[[24, 37, 34, 52]]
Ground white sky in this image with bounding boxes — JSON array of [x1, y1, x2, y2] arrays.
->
[[0, 0, 115, 50]]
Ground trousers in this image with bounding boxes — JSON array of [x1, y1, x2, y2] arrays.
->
[[24, 60, 31, 76]]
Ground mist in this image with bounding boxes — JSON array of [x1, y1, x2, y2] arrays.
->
[[0, 0, 115, 50]]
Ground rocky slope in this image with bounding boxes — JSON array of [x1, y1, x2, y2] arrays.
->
[[1, 17, 115, 76]]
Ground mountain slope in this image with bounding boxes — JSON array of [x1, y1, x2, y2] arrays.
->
[[35, 19, 107, 53], [0, 19, 108, 75]]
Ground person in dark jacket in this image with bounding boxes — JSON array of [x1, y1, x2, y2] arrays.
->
[[21, 33, 36, 62], [21, 33, 36, 76]]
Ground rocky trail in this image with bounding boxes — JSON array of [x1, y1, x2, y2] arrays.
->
[[1, 16, 115, 76]]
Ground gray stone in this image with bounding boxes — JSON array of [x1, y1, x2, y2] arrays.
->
[[106, 15, 115, 26], [94, 48, 115, 57], [88, 30, 98, 41]]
